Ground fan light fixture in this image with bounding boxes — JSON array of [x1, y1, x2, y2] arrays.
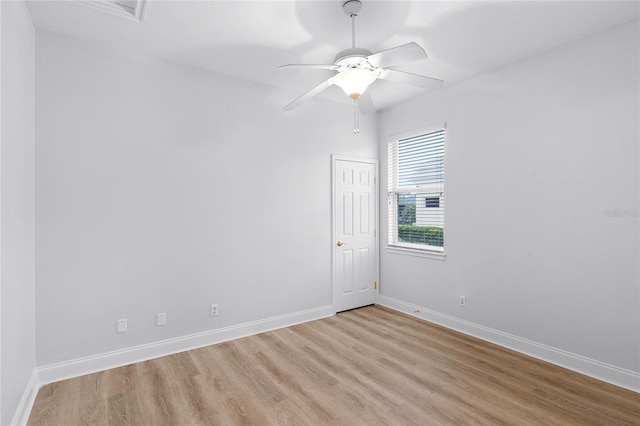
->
[[332, 68, 377, 100]]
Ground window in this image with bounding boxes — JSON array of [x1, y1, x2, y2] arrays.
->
[[425, 197, 440, 208], [388, 127, 445, 255]]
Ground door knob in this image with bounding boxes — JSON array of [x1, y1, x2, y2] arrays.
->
[[336, 241, 344, 246]]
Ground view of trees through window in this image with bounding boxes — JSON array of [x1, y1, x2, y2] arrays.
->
[[397, 193, 443, 247]]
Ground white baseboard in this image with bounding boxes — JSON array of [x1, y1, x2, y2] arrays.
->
[[11, 368, 39, 426], [37, 305, 334, 386], [377, 295, 640, 393]]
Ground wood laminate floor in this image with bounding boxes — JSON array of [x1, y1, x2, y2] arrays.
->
[[28, 305, 640, 425]]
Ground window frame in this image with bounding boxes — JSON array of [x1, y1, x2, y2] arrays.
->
[[386, 124, 446, 260]]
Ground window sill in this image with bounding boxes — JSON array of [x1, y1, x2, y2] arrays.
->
[[386, 245, 446, 260]]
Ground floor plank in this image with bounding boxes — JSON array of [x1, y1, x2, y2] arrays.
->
[[28, 305, 640, 425]]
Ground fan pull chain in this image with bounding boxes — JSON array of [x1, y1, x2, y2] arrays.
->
[[353, 100, 360, 134]]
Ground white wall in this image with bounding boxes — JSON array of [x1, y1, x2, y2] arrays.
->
[[379, 20, 639, 384], [1, 1, 36, 424], [35, 30, 377, 366]]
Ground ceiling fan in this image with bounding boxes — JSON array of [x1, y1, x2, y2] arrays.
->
[[279, 0, 443, 132]]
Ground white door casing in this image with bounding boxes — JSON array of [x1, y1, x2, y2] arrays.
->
[[332, 156, 378, 312]]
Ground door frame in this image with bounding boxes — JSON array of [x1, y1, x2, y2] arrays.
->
[[331, 154, 380, 314]]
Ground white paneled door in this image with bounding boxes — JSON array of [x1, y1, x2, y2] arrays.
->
[[333, 157, 377, 312]]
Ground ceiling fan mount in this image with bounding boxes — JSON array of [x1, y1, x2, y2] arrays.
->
[[279, 0, 443, 131], [342, 0, 363, 17]]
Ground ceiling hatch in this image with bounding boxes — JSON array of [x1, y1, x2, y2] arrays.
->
[[78, 0, 147, 22]]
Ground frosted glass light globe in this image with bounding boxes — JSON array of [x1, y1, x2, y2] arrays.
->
[[333, 68, 377, 100]]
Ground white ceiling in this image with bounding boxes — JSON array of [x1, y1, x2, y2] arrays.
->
[[27, 0, 640, 111]]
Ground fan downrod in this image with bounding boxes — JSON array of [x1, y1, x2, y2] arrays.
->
[[337, 0, 368, 62]]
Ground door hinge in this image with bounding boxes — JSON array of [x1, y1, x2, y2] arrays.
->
[[374, 281, 377, 289], [373, 229, 377, 237], [374, 176, 376, 184]]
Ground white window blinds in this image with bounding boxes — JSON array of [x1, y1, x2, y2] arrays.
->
[[388, 128, 445, 251]]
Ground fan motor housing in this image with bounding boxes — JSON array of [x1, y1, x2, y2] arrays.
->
[[335, 47, 373, 68]]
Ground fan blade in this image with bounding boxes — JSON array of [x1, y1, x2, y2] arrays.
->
[[379, 69, 443, 90], [278, 64, 339, 70], [283, 78, 334, 111], [367, 42, 427, 68], [358, 91, 376, 115]]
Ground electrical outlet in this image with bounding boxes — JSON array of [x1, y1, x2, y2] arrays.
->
[[459, 296, 466, 307], [117, 319, 128, 333], [210, 304, 219, 316], [157, 312, 166, 326]]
